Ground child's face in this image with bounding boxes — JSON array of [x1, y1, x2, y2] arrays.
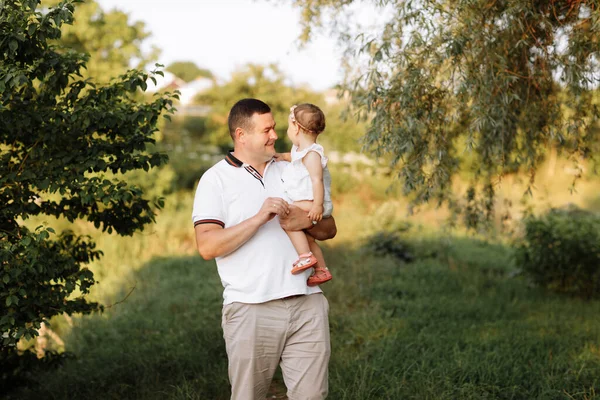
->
[[287, 115, 299, 146]]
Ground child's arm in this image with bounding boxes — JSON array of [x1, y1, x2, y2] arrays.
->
[[274, 152, 291, 162], [303, 151, 324, 222]]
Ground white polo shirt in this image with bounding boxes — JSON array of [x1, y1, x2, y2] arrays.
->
[[192, 152, 322, 305]]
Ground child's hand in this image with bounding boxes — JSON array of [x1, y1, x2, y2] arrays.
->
[[308, 205, 324, 222], [274, 152, 291, 162]]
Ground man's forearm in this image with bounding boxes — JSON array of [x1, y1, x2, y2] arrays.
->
[[196, 216, 263, 260], [280, 205, 337, 240], [306, 217, 337, 241]]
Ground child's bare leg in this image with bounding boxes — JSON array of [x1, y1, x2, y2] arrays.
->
[[293, 200, 314, 213], [306, 226, 333, 286], [307, 234, 326, 269], [294, 200, 328, 269], [285, 200, 314, 254], [284, 203, 319, 273], [285, 229, 311, 255]]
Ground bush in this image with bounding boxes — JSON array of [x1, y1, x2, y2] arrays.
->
[[363, 230, 414, 263], [515, 206, 600, 298], [1, 0, 176, 358]]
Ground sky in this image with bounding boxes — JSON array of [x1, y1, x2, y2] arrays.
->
[[96, 0, 343, 91]]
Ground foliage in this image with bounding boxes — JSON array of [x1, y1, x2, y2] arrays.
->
[[362, 230, 414, 262], [164, 153, 217, 191], [0, 0, 177, 354], [45, 0, 157, 83], [195, 63, 325, 152], [118, 161, 177, 199], [6, 256, 229, 400], [0, 346, 72, 395], [159, 115, 222, 190], [49, 0, 179, 194], [318, 100, 368, 153], [515, 206, 600, 298], [288, 0, 600, 226], [166, 61, 213, 82]]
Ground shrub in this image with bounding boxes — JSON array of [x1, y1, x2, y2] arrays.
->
[[515, 206, 600, 298], [0, 0, 176, 357], [363, 230, 414, 263]]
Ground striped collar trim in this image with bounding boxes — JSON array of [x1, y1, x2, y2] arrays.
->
[[225, 151, 243, 167], [224, 151, 275, 169]]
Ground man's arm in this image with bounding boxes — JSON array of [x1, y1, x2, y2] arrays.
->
[[279, 205, 337, 241], [307, 217, 336, 241], [195, 197, 290, 260]]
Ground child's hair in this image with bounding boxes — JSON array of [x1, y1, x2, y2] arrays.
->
[[290, 103, 326, 135]]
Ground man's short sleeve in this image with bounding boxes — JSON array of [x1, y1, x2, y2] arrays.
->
[[192, 171, 225, 228]]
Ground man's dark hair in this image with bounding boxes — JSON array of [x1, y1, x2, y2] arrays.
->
[[228, 98, 271, 140]]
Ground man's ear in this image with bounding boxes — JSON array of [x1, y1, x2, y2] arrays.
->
[[234, 127, 244, 143]]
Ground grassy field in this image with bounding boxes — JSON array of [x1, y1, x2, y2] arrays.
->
[[8, 161, 600, 399]]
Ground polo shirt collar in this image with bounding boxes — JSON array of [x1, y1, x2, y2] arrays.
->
[[225, 151, 243, 167], [224, 151, 275, 168]]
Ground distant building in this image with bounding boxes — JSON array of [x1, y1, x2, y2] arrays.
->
[[323, 89, 340, 105], [323, 88, 351, 106], [145, 71, 185, 92], [178, 77, 213, 105], [146, 72, 214, 116]]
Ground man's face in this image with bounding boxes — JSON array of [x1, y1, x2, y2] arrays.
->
[[244, 112, 277, 160]]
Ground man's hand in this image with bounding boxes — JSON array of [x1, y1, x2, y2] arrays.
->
[[256, 197, 290, 224], [279, 205, 312, 231], [195, 197, 290, 260]]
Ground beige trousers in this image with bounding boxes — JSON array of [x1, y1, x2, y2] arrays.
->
[[221, 293, 330, 400]]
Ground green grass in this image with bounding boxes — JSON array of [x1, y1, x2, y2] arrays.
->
[[9, 166, 600, 399], [9, 235, 600, 400], [13, 256, 230, 400], [328, 243, 600, 399]]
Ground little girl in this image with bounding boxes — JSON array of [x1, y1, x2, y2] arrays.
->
[[276, 103, 333, 286]]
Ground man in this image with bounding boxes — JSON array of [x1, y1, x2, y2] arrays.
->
[[192, 98, 336, 399]]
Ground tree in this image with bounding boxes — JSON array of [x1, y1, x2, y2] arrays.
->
[[0, 0, 177, 357], [288, 0, 600, 226], [43, 0, 158, 83], [320, 100, 369, 154], [167, 61, 213, 82], [195, 63, 324, 151]]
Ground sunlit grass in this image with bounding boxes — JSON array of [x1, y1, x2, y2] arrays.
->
[[15, 229, 600, 399], [10, 157, 600, 399]]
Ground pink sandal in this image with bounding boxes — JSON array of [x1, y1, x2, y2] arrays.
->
[[307, 265, 332, 286], [291, 252, 318, 274]]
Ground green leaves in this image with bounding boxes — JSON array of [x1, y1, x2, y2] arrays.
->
[[5, 295, 19, 307], [166, 61, 213, 82], [8, 40, 18, 53], [0, 0, 176, 355], [27, 22, 37, 37], [515, 206, 600, 298], [289, 0, 600, 226]]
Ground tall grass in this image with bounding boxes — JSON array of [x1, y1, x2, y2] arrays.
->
[[327, 246, 600, 399], [9, 160, 600, 399]]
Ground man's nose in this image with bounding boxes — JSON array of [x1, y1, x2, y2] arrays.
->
[[270, 129, 278, 140]]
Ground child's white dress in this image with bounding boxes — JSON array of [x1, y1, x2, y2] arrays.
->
[[281, 143, 333, 217]]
